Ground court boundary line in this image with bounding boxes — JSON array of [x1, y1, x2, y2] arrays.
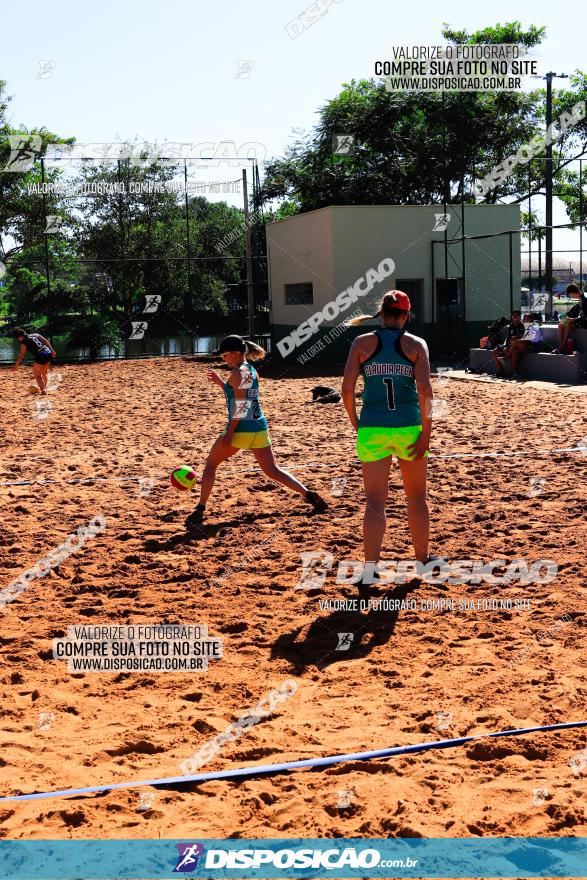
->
[[1, 720, 585, 804], [0, 445, 585, 487]]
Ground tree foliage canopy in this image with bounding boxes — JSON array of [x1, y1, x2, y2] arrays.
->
[[0, 81, 268, 341], [259, 22, 587, 220]]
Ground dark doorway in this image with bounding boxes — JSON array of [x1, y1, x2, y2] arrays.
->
[[396, 278, 424, 338], [435, 277, 463, 357]]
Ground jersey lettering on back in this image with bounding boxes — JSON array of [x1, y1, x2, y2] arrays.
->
[[359, 328, 421, 429], [24, 333, 51, 356]]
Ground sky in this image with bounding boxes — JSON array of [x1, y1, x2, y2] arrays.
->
[[2, 0, 587, 269]]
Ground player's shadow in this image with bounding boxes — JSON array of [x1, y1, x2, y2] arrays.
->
[[143, 510, 280, 551], [271, 580, 420, 671]]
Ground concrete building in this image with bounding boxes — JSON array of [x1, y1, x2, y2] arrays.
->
[[266, 204, 520, 363]]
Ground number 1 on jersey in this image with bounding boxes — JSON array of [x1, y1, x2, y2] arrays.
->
[[383, 377, 396, 411]]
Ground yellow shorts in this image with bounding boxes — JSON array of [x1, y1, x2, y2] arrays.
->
[[357, 425, 429, 462], [228, 429, 271, 449]]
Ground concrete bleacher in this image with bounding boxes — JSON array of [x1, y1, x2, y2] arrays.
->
[[469, 325, 587, 384]]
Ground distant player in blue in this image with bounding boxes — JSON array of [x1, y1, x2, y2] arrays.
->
[[189, 335, 327, 525], [11, 327, 56, 394], [342, 291, 433, 569]]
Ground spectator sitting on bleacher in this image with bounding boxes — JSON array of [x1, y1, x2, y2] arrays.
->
[[491, 310, 525, 377], [554, 284, 587, 353], [510, 313, 544, 378], [521, 312, 544, 347]]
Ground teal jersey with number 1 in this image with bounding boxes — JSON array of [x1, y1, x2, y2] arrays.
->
[[224, 362, 268, 433], [358, 328, 421, 428]]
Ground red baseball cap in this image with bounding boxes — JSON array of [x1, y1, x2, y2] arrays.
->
[[382, 290, 411, 312]]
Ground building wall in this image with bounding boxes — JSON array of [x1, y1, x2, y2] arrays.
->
[[266, 209, 333, 332], [331, 205, 435, 324], [267, 204, 520, 364]]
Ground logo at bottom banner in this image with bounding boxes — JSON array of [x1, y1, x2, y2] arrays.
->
[[2, 836, 586, 878], [174, 844, 205, 872], [173, 843, 388, 872]]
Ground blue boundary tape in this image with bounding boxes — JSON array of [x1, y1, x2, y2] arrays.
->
[[1, 719, 585, 804]]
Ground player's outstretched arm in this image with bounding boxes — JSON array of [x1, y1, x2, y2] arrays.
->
[[11, 343, 27, 372]]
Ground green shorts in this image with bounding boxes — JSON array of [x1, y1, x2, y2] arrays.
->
[[357, 425, 429, 462], [227, 429, 271, 449]]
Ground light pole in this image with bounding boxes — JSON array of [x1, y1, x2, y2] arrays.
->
[[242, 169, 256, 340], [542, 71, 569, 316]]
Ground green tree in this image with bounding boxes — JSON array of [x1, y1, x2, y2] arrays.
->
[[0, 80, 74, 263], [1, 240, 88, 326], [0, 93, 266, 339], [258, 23, 587, 215], [72, 157, 249, 325]]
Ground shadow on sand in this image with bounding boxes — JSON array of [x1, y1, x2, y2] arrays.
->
[[271, 580, 421, 671]]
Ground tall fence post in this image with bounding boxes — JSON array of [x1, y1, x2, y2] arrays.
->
[[117, 159, 127, 355], [40, 157, 53, 342], [528, 165, 532, 301], [538, 231, 542, 299], [184, 160, 192, 305], [580, 160, 584, 290], [509, 232, 514, 316], [242, 168, 255, 339], [430, 240, 436, 325], [460, 204, 466, 356]]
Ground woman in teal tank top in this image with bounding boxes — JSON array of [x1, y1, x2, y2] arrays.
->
[[188, 335, 327, 525], [358, 324, 422, 429], [342, 291, 434, 579]]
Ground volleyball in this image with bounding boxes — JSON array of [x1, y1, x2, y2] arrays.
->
[[169, 465, 197, 491]]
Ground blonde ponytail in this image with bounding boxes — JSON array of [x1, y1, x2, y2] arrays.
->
[[347, 310, 381, 326], [245, 340, 267, 362], [348, 290, 411, 327]]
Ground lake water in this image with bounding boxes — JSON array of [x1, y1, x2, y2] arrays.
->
[[0, 334, 272, 364]]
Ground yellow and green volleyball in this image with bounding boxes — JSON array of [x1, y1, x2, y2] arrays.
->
[[170, 465, 197, 491]]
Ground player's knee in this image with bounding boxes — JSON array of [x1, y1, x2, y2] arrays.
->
[[405, 488, 427, 503], [365, 494, 387, 512]]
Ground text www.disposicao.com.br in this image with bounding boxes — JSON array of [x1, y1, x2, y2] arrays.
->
[[68, 657, 205, 671]]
